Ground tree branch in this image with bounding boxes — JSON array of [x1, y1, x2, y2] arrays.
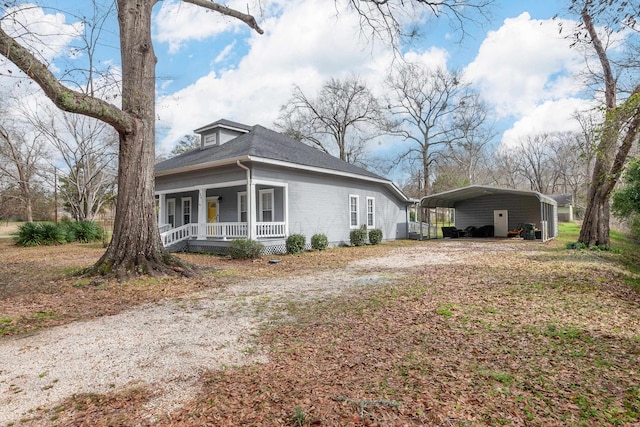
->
[[0, 26, 134, 134], [181, 0, 264, 34], [581, 6, 616, 109]]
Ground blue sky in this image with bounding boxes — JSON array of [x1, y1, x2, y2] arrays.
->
[[0, 0, 601, 176]]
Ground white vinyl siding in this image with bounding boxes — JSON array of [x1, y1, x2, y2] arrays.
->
[[259, 189, 274, 222], [238, 191, 247, 222], [349, 194, 359, 228], [366, 197, 375, 228], [182, 197, 191, 225]]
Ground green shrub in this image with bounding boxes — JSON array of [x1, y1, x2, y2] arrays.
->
[[630, 216, 640, 242], [286, 234, 306, 254], [68, 221, 104, 243], [565, 241, 587, 250], [368, 228, 383, 245], [350, 227, 367, 246], [15, 222, 44, 246], [39, 223, 67, 245], [311, 233, 328, 251], [228, 239, 264, 259], [15, 222, 67, 246]]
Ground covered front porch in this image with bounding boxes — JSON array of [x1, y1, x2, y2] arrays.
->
[[159, 221, 286, 246], [156, 180, 289, 249]]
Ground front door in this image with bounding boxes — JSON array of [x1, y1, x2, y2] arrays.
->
[[207, 199, 218, 223], [493, 209, 508, 237]]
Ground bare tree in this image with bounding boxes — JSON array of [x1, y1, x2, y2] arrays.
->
[[565, 0, 640, 247], [514, 134, 559, 194], [0, 116, 47, 222], [489, 149, 525, 190], [385, 63, 483, 195], [445, 91, 495, 185], [547, 131, 591, 214], [27, 107, 118, 221], [347, 0, 494, 46], [275, 75, 386, 166], [171, 134, 200, 156]]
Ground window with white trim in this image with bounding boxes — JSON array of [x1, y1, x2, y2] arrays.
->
[[366, 197, 375, 228], [259, 189, 274, 222], [349, 195, 359, 228], [167, 198, 176, 228], [182, 197, 191, 225], [238, 192, 247, 222]]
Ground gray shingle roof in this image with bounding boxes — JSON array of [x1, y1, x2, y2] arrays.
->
[[193, 118, 253, 134], [155, 124, 386, 181]]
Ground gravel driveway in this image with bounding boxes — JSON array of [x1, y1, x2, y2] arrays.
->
[[0, 241, 527, 425]]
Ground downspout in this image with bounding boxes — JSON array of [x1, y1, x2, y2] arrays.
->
[[237, 160, 253, 239]]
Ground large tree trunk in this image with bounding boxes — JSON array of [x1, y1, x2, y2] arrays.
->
[[576, 6, 640, 247], [579, 185, 610, 246], [87, 0, 192, 279], [579, 98, 640, 246]]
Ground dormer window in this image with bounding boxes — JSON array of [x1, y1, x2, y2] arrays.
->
[[204, 134, 217, 146]]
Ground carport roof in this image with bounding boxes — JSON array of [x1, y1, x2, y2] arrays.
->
[[419, 185, 557, 208]]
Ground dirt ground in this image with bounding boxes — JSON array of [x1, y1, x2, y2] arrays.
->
[[1, 236, 640, 426]]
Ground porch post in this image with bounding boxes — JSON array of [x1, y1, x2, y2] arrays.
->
[[283, 184, 289, 237], [198, 188, 207, 239], [158, 194, 166, 226]]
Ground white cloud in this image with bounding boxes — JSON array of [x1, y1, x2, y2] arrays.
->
[[464, 12, 584, 118], [214, 41, 236, 64], [500, 97, 594, 149], [402, 48, 449, 71], [0, 4, 85, 107], [155, 0, 395, 155], [153, 0, 255, 54], [1, 4, 83, 66]]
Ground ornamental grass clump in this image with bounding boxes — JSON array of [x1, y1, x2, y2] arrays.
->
[[15, 222, 67, 246], [15, 222, 46, 247], [67, 220, 104, 243]]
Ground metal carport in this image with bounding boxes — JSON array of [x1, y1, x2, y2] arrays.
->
[[416, 185, 558, 242]]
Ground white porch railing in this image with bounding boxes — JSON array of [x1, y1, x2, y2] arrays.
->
[[161, 223, 196, 246], [158, 223, 172, 234], [202, 222, 248, 239], [160, 221, 287, 247], [256, 221, 286, 238]]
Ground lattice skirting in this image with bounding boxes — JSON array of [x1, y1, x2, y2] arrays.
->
[[167, 240, 327, 256]]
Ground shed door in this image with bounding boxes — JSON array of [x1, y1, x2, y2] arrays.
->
[[493, 210, 508, 237]]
